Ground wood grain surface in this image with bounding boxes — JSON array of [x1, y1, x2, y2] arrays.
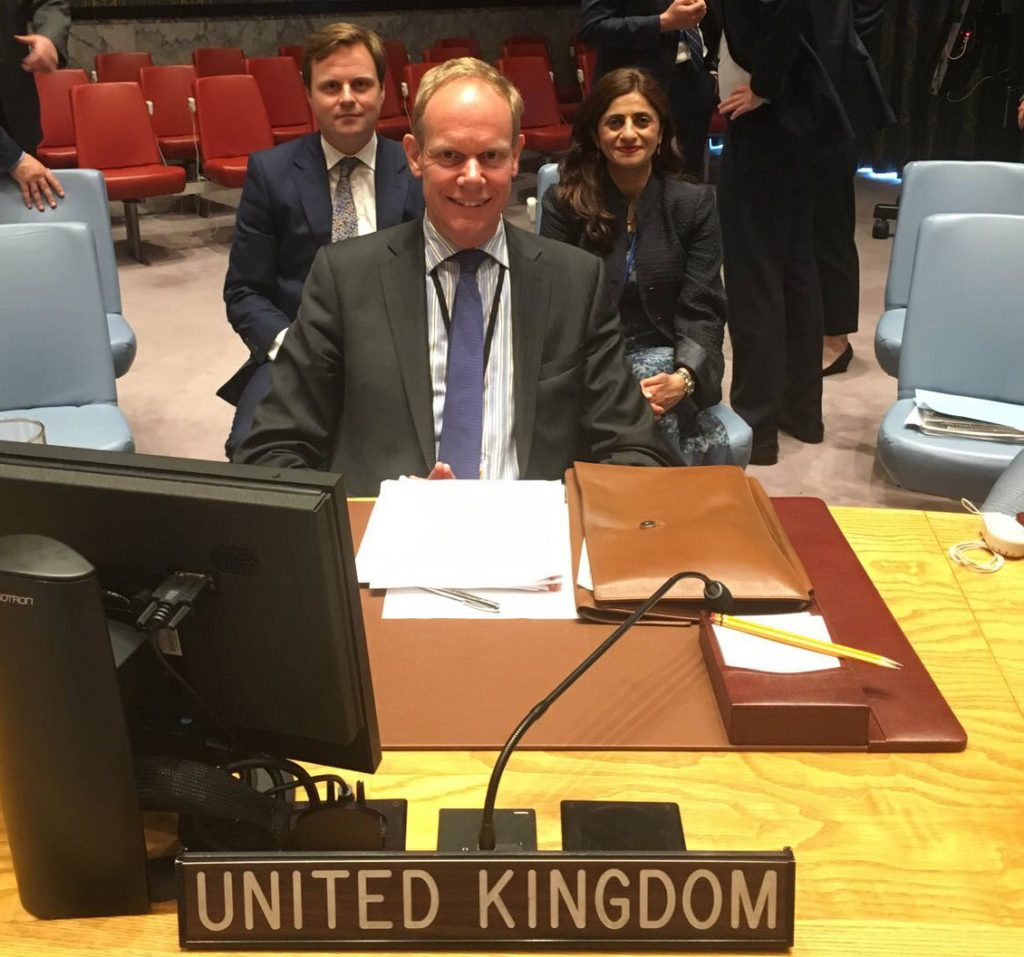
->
[[1, 507, 1021, 955]]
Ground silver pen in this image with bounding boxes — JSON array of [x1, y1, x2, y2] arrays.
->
[[420, 587, 501, 613]]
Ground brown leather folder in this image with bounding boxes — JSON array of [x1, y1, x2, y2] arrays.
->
[[567, 463, 813, 622]]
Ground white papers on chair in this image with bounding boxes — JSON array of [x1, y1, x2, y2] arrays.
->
[[711, 613, 840, 674], [356, 479, 567, 590], [905, 390, 1024, 442]]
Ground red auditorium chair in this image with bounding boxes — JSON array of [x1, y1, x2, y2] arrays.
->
[[383, 40, 409, 84], [507, 33, 547, 45], [423, 46, 472, 63], [496, 56, 572, 153], [576, 49, 597, 98], [246, 57, 313, 144], [70, 82, 186, 263], [378, 67, 410, 140], [34, 68, 88, 168], [434, 36, 482, 58], [401, 62, 433, 115], [139, 65, 199, 164], [192, 47, 246, 77], [278, 44, 304, 69], [503, 40, 580, 121], [94, 51, 152, 83], [193, 75, 274, 188]]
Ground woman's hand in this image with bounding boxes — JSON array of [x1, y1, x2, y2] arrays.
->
[[718, 84, 766, 120], [640, 372, 689, 420]]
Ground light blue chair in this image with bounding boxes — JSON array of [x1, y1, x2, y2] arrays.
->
[[534, 161, 560, 235], [874, 161, 1024, 378], [534, 162, 752, 467], [0, 223, 134, 452], [0, 168, 137, 377], [876, 214, 1024, 501]]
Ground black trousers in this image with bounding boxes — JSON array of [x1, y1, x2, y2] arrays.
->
[[718, 122, 823, 449], [812, 141, 860, 337], [669, 61, 718, 180]]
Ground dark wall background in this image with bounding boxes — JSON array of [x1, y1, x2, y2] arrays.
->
[[866, 0, 1022, 170], [68, 0, 1024, 169]]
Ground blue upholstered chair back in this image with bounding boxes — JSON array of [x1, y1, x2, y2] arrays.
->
[[0, 169, 122, 318], [534, 162, 560, 234], [0, 222, 118, 410], [897, 213, 1024, 403], [885, 161, 1024, 310]]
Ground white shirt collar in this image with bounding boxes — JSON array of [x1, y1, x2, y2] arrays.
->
[[321, 132, 378, 172], [423, 215, 509, 271]]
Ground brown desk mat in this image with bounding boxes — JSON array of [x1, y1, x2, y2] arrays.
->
[[350, 497, 965, 752]]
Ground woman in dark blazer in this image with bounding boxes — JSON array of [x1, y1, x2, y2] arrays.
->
[[540, 67, 729, 464]]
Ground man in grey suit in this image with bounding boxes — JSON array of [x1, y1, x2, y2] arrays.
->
[[236, 58, 669, 494], [220, 23, 424, 455], [1, 0, 68, 209]]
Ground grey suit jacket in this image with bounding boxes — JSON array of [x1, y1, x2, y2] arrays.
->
[[235, 218, 672, 495]]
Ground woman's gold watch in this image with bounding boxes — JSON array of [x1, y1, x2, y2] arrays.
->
[[673, 367, 696, 398]]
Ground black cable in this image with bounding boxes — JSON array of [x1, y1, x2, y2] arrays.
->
[[477, 571, 732, 852], [221, 756, 323, 807]]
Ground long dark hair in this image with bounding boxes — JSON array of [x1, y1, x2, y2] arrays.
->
[[556, 68, 683, 253]]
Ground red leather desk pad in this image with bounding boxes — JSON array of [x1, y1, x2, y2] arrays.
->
[[351, 498, 965, 752]]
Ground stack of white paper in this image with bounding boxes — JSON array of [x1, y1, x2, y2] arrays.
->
[[356, 480, 578, 619], [906, 389, 1024, 442]]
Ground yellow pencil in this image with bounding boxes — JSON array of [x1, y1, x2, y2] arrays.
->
[[708, 613, 903, 670]]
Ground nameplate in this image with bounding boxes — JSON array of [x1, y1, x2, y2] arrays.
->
[[177, 850, 795, 950]]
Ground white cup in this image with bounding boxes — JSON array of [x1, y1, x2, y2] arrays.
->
[[0, 418, 47, 444], [526, 196, 537, 223]]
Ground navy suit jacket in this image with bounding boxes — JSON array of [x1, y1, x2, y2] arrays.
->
[[219, 132, 423, 403], [1, 126, 22, 171], [0, 0, 69, 153]]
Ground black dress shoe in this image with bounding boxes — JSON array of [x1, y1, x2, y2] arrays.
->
[[748, 443, 779, 466], [778, 415, 824, 444], [822, 343, 853, 377]]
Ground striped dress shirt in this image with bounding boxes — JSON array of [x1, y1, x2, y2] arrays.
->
[[422, 216, 518, 480]]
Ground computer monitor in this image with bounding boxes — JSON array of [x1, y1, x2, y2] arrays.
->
[[0, 441, 379, 774]]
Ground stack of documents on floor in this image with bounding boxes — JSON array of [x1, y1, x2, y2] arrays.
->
[[356, 480, 578, 619], [906, 389, 1024, 442]]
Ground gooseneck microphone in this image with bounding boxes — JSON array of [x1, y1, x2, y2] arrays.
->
[[475, 571, 733, 851]]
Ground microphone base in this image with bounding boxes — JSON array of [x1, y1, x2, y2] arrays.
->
[[560, 800, 686, 852], [437, 808, 537, 852]]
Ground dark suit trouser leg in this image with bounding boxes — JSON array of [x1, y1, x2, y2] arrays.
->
[[669, 63, 717, 180], [812, 141, 860, 337], [225, 361, 275, 459], [719, 132, 823, 449]]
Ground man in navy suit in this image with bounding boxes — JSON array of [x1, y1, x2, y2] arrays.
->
[[1, 0, 68, 210], [220, 22, 424, 455]]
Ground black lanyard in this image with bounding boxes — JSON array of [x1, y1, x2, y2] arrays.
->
[[430, 262, 506, 367]]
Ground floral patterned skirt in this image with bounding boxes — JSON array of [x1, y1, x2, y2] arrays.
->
[[626, 344, 731, 466]]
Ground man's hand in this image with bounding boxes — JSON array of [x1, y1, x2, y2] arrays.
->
[[10, 153, 64, 211], [659, 0, 706, 32], [640, 373, 688, 420], [1018, 98, 1024, 130], [405, 462, 456, 480], [718, 84, 766, 119], [15, 34, 59, 73]]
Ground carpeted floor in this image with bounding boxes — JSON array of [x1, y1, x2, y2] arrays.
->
[[108, 161, 958, 511]]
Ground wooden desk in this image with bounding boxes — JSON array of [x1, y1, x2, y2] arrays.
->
[[1, 507, 1021, 955]]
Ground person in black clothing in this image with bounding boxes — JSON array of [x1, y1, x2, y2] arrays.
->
[[1, 0, 68, 209], [540, 68, 729, 464], [813, 0, 894, 375], [716, 0, 850, 464]]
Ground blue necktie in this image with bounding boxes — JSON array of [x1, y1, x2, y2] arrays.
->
[[437, 249, 488, 480], [682, 28, 703, 64]]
